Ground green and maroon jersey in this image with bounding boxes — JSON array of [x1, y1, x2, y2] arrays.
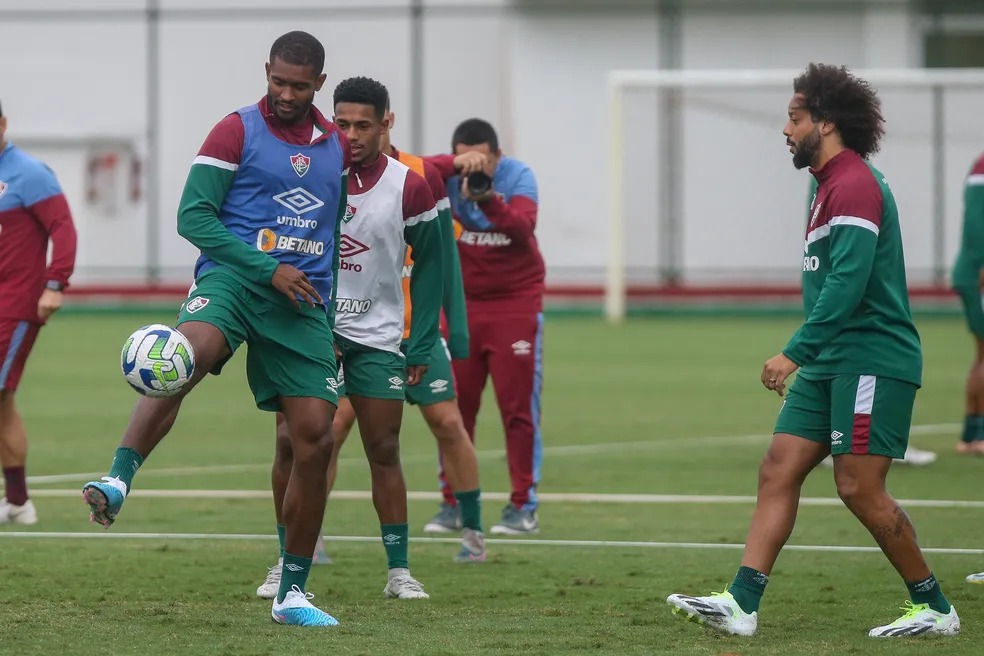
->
[[788, 150, 921, 386], [952, 154, 984, 290]]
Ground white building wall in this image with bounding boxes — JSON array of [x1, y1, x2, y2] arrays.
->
[[0, 0, 965, 287]]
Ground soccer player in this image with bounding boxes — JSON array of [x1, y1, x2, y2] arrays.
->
[[951, 152, 984, 455], [81, 32, 347, 627], [0, 100, 78, 524], [320, 99, 485, 562], [424, 119, 545, 536], [666, 63, 960, 638], [264, 76, 444, 600]]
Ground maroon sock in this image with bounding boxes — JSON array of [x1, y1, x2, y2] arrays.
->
[[2, 467, 28, 506]]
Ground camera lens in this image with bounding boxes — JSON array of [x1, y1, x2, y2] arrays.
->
[[467, 171, 492, 196]]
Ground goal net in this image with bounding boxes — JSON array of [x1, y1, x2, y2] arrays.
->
[[605, 68, 984, 322]]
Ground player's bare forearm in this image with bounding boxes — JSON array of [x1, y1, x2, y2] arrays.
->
[[404, 219, 445, 365]]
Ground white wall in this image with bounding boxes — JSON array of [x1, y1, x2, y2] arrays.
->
[[0, 0, 968, 287]]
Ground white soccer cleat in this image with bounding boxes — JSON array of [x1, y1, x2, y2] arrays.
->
[[868, 602, 959, 637], [383, 569, 430, 599], [895, 447, 937, 466], [271, 584, 339, 627], [256, 558, 283, 599], [0, 498, 38, 525], [966, 571, 984, 584], [666, 590, 757, 637]]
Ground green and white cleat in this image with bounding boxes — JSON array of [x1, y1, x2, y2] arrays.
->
[[966, 571, 984, 584], [666, 590, 757, 636], [868, 602, 960, 637]]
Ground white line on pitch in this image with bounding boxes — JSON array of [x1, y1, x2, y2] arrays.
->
[[24, 422, 959, 485], [24, 488, 984, 509], [0, 531, 980, 556]]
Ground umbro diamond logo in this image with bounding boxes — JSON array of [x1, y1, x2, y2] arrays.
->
[[831, 430, 844, 446], [389, 376, 404, 390], [511, 340, 532, 356], [383, 534, 401, 545], [338, 234, 370, 258], [284, 564, 306, 572], [273, 187, 325, 215], [429, 379, 449, 393]]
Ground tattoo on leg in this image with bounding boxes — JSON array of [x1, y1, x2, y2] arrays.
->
[[869, 504, 914, 547]]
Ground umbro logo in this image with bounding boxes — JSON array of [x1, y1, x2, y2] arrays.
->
[[284, 563, 306, 572], [429, 379, 449, 393], [831, 430, 844, 445], [273, 187, 325, 215], [511, 340, 532, 356], [326, 377, 338, 392], [339, 234, 370, 258], [382, 533, 401, 545], [388, 376, 404, 390]]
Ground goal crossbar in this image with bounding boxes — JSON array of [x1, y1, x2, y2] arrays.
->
[[605, 67, 984, 323]]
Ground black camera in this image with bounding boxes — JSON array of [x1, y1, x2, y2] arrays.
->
[[466, 171, 493, 196]]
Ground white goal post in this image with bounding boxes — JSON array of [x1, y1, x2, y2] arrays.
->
[[605, 68, 984, 323]]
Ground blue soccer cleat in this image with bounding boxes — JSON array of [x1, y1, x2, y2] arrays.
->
[[271, 585, 339, 627], [82, 477, 127, 528]]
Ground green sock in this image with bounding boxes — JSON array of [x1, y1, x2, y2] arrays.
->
[[277, 552, 312, 603], [727, 566, 769, 614], [276, 524, 286, 560], [107, 447, 144, 492], [454, 489, 483, 532], [962, 415, 984, 443], [381, 523, 409, 570], [906, 573, 951, 614]]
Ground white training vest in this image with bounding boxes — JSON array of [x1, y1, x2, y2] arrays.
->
[[334, 155, 411, 353]]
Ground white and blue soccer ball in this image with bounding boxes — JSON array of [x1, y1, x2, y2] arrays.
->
[[121, 324, 196, 397]]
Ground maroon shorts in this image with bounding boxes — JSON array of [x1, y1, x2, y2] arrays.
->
[[0, 319, 41, 392]]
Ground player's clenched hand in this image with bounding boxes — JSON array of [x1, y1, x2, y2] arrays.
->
[[761, 352, 798, 397], [37, 289, 63, 321], [406, 364, 428, 386], [271, 264, 322, 309], [453, 151, 487, 176]]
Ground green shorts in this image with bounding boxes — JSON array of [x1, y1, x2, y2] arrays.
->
[[403, 338, 456, 406], [955, 286, 984, 340], [176, 269, 338, 412], [335, 334, 406, 400], [774, 374, 916, 459]]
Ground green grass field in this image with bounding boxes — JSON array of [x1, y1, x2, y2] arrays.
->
[[1, 313, 983, 655]]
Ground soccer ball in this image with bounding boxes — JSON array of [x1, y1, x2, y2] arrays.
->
[[121, 324, 196, 397]]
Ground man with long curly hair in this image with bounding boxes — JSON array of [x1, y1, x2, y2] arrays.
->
[[665, 63, 960, 639]]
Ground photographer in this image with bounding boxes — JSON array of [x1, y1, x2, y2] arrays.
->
[[424, 118, 545, 536]]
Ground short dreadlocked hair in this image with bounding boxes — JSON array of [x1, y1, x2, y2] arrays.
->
[[793, 63, 885, 160]]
